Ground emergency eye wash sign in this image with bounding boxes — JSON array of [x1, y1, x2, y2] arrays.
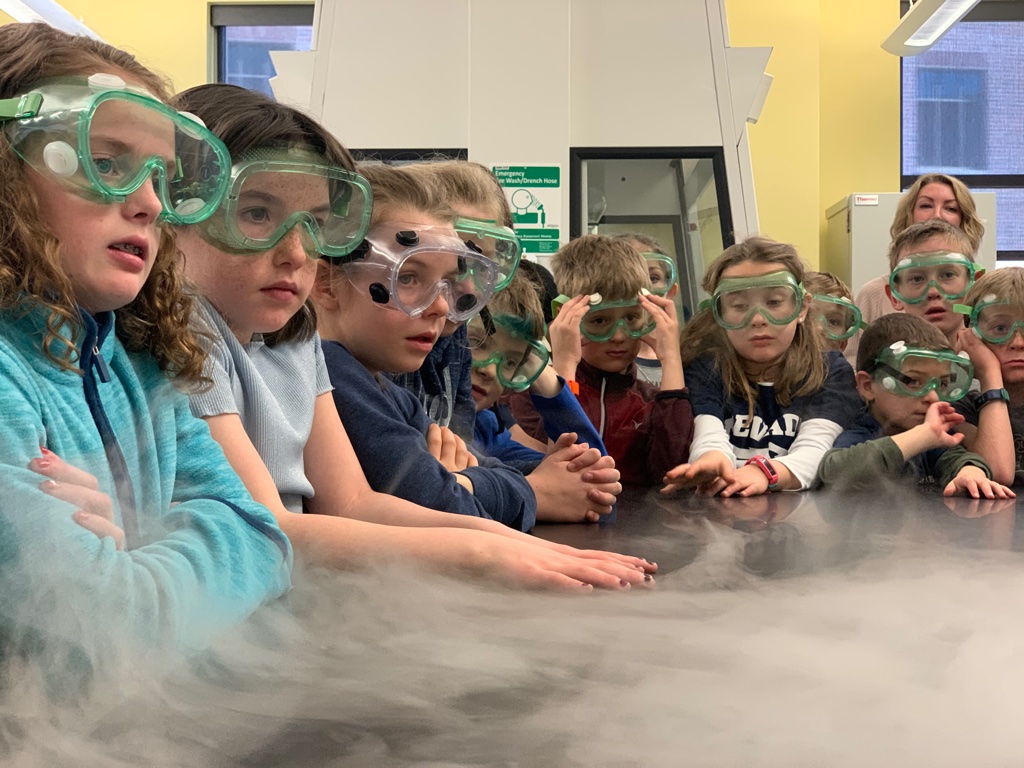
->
[[491, 165, 561, 255]]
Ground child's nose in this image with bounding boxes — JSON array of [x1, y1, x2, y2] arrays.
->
[[476, 362, 497, 381], [921, 388, 940, 405], [422, 286, 451, 319], [1010, 329, 1024, 348], [273, 228, 308, 266], [123, 178, 163, 221]]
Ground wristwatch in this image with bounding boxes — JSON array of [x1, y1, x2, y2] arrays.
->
[[744, 455, 779, 490], [975, 388, 1010, 410]]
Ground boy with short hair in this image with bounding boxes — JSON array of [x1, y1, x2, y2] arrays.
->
[[470, 271, 606, 473], [949, 267, 1023, 485], [509, 234, 693, 485], [804, 271, 863, 354], [885, 219, 982, 347], [815, 314, 1013, 498]]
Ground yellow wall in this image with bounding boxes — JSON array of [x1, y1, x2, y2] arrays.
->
[[0, 0, 301, 92], [726, 0, 900, 268], [0, 1, 900, 268]]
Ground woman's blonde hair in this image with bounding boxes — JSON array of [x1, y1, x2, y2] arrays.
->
[[679, 236, 826, 409], [0, 23, 206, 383], [403, 161, 513, 228], [171, 84, 357, 347], [890, 173, 985, 253]]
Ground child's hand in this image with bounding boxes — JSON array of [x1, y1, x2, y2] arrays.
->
[[661, 450, 736, 495], [956, 327, 1004, 388], [426, 423, 478, 472], [943, 465, 1016, 499], [638, 292, 680, 363], [923, 401, 966, 449], [716, 464, 771, 498], [549, 294, 592, 380], [531, 434, 621, 523], [30, 448, 124, 550]]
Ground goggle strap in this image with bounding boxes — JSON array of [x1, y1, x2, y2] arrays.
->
[[952, 303, 973, 316], [0, 92, 42, 121]]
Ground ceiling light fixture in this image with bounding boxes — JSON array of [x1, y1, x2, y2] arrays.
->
[[881, 0, 981, 56]]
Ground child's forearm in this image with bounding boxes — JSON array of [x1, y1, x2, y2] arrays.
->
[[963, 371, 1015, 485], [890, 423, 943, 460], [658, 352, 685, 391]]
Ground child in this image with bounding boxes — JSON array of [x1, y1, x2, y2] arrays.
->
[[948, 268, 1023, 486], [846, 173, 985, 366], [816, 314, 1012, 499], [804, 271, 863, 354], [0, 24, 292, 671], [613, 232, 679, 385], [885, 219, 981, 349], [469, 270, 606, 472], [664, 237, 861, 497], [510, 234, 693, 486], [314, 164, 625, 525], [173, 84, 652, 587], [390, 160, 520, 440]]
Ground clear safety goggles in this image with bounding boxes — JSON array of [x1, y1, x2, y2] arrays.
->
[[809, 294, 865, 341], [888, 251, 981, 305], [342, 222, 498, 322], [553, 293, 655, 343], [454, 218, 522, 291], [467, 310, 549, 391], [0, 74, 231, 225], [643, 253, 678, 297], [711, 271, 806, 330], [870, 341, 973, 402], [196, 149, 372, 258], [954, 296, 1024, 344]]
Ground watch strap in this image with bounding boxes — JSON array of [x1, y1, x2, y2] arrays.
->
[[975, 388, 1010, 410]]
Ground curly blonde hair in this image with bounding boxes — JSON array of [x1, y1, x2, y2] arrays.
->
[[679, 236, 825, 409], [0, 23, 207, 384], [890, 174, 985, 253]]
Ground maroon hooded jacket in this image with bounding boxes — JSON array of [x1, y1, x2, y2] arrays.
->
[[509, 360, 693, 486]]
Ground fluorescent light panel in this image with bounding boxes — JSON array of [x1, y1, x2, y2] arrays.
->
[[0, 0, 100, 39], [882, 0, 981, 56]]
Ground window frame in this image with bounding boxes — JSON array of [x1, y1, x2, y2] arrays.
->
[[899, 0, 1024, 259], [210, 4, 315, 92]]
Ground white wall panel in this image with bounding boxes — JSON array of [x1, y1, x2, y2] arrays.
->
[[569, 0, 722, 147]]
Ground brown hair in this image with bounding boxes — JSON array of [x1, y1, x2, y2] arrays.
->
[[804, 271, 852, 301], [357, 163, 457, 227], [551, 234, 650, 301], [486, 270, 546, 340], [856, 313, 950, 373], [612, 232, 669, 256], [0, 23, 207, 383], [404, 161, 513, 228], [172, 83, 356, 347], [887, 219, 976, 272], [890, 173, 985, 252], [962, 267, 1024, 322], [679, 236, 825, 409]]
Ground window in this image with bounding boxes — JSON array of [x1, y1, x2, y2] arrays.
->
[[212, 4, 314, 98], [901, 4, 1024, 259]]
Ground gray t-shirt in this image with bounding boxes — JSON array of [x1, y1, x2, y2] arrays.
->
[[188, 297, 332, 512], [957, 392, 1024, 486]]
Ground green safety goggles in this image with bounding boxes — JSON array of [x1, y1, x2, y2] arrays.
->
[[454, 218, 522, 291], [870, 341, 973, 402], [809, 294, 865, 341], [955, 296, 1024, 344], [888, 251, 981, 305], [552, 293, 656, 342], [0, 74, 231, 225], [467, 310, 549, 391], [710, 271, 806, 330], [195, 148, 372, 258], [642, 253, 678, 297]]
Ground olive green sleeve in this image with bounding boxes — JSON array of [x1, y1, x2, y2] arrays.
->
[[934, 446, 991, 487], [815, 437, 907, 490]]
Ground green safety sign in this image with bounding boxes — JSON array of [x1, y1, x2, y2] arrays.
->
[[492, 164, 562, 256]]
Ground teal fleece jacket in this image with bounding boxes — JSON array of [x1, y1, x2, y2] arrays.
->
[[0, 305, 292, 678]]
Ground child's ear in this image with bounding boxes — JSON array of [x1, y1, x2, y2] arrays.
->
[[797, 291, 811, 323], [666, 285, 679, 299], [310, 262, 339, 310], [884, 282, 904, 311], [854, 370, 874, 401], [838, 339, 849, 353]]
